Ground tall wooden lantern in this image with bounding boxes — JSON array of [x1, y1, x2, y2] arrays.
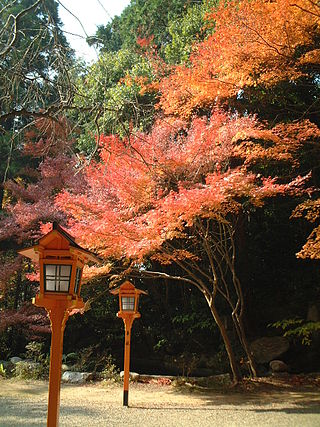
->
[[19, 222, 99, 427]]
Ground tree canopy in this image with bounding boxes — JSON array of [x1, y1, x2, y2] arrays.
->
[[88, 0, 193, 53], [159, 0, 320, 122], [55, 110, 314, 381]]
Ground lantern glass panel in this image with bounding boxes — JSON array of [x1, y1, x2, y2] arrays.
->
[[74, 267, 82, 294], [121, 296, 135, 311], [44, 264, 72, 292]]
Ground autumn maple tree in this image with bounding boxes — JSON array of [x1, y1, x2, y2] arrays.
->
[[159, 0, 320, 120], [0, 118, 82, 355], [0, 117, 83, 244], [55, 109, 313, 382]]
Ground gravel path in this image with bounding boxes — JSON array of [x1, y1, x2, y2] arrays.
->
[[0, 379, 320, 427]]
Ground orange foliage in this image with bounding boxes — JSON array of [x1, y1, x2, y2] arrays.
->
[[56, 110, 312, 261], [23, 117, 74, 157], [82, 264, 112, 283], [233, 119, 320, 168], [295, 226, 320, 259], [136, 35, 155, 50], [159, 0, 320, 117], [292, 199, 320, 259]]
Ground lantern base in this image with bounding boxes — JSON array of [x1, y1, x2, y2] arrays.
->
[[32, 293, 85, 311], [123, 390, 129, 406]]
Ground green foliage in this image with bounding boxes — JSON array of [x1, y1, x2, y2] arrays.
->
[[101, 354, 119, 380], [271, 318, 320, 346], [0, 131, 38, 211], [0, 333, 12, 362], [207, 346, 230, 374], [173, 311, 215, 334], [153, 338, 169, 352], [87, 16, 122, 53], [24, 341, 45, 363], [165, 0, 217, 64], [73, 48, 158, 152], [64, 281, 122, 354], [133, 282, 222, 374], [90, 0, 191, 53], [0, 0, 73, 123]]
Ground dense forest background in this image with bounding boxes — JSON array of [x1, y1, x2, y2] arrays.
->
[[0, 0, 320, 381]]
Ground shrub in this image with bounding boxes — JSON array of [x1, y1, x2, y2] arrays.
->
[[13, 341, 49, 380], [14, 359, 49, 380], [25, 341, 45, 363], [101, 355, 119, 381]]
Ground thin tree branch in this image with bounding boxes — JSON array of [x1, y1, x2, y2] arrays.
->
[[0, 0, 42, 57]]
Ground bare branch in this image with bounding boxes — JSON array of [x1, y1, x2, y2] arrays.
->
[[0, 0, 42, 57]]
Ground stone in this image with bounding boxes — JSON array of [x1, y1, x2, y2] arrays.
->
[[61, 371, 91, 384], [250, 336, 289, 364], [120, 371, 140, 381], [269, 360, 289, 373], [10, 357, 22, 364]]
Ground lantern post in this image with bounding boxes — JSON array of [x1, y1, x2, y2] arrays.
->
[[110, 281, 147, 407], [19, 223, 99, 427]]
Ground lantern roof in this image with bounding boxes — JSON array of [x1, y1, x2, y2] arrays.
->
[[110, 281, 148, 296], [19, 222, 100, 264]]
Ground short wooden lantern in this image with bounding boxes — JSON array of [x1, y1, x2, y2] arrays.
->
[[111, 280, 147, 319], [19, 222, 98, 308], [110, 281, 147, 406]]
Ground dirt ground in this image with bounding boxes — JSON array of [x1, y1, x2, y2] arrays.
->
[[0, 376, 320, 426]]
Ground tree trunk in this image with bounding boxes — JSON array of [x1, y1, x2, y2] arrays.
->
[[232, 313, 258, 377], [207, 297, 242, 384]]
